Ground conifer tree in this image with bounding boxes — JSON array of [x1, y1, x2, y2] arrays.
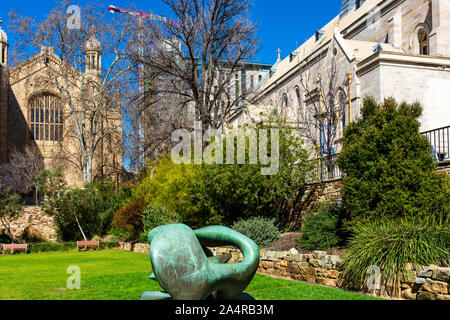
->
[[337, 97, 449, 223]]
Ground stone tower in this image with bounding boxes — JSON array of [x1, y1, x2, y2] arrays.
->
[[0, 17, 8, 163], [0, 18, 7, 67], [84, 26, 102, 78]]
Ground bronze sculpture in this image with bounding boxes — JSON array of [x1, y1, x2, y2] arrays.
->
[[141, 224, 260, 300]]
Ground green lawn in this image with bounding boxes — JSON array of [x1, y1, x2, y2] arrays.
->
[[0, 250, 380, 300]]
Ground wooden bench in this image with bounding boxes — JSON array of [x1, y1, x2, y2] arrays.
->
[[77, 240, 99, 251], [2, 243, 28, 255]]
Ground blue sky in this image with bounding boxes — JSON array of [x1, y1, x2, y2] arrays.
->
[[1, 0, 341, 64]]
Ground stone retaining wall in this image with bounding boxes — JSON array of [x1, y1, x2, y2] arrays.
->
[[437, 161, 450, 177], [2, 206, 57, 242], [119, 242, 450, 300], [289, 179, 343, 229], [258, 249, 449, 300], [259, 249, 342, 288]]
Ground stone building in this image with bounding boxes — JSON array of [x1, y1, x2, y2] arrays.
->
[[230, 0, 450, 162], [0, 21, 122, 186]]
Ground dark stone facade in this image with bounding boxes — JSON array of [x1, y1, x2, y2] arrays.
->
[[0, 65, 8, 163]]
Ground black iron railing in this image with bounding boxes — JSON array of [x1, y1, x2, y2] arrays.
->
[[307, 154, 342, 183], [422, 125, 450, 162], [320, 154, 342, 181], [306, 125, 450, 184]]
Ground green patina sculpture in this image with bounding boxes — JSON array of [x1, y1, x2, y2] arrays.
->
[[140, 224, 260, 300]]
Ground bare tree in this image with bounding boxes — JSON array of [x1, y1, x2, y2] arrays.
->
[[124, 81, 192, 166], [0, 145, 44, 204], [129, 0, 259, 140], [9, 0, 134, 184], [297, 45, 350, 180]]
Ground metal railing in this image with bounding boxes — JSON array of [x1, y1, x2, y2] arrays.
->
[[307, 154, 342, 183], [422, 125, 450, 162], [306, 125, 450, 184]]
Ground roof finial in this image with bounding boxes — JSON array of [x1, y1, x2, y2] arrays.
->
[[0, 17, 3, 27], [277, 48, 281, 60]]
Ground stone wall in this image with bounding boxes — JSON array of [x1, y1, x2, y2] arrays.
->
[[437, 161, 450, 177], [287, 179, 343, 229], [2, 206, 57, 242], [301, 180, 343, 212], [412, 265, 450, 301], [118, 243, 450, 301], [259, 249, 342, 288], [118, 242, 150, 254], [258, 249, 449, 301]]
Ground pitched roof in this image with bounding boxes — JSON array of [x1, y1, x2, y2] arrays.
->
[[253, 0, 386, 97]]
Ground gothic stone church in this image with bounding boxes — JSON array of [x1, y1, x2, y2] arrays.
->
[[231, 0, 450, 160], [0, 22, 122, 186]]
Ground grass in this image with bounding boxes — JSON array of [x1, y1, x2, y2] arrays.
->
[[0, 250, 380, 300]]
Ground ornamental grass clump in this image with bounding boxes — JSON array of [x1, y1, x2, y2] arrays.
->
[[340, 218, 449, 295]]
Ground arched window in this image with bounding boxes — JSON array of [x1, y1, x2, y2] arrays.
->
[[294, 87, 302, 108], [29, 93, 63, 141], [419, 30, 428, 55], [281, 93, 288, 109], [356, 0, 365, 10], [412, 24, 430, 55]]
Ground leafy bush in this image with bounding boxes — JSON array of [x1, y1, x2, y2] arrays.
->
[[112, 199, 145, 240], [138, 116, 312, 229], [143, 203, 178, 234], [137, 156, 201, 224], [26, 241, 120, 253], [337, 97, 450, 223], [297, 201, 342, 251], [107, 225, 130, 240], [0, 189, 23, 241], [0, 230, 12, 243], [341, 218, 449, 293], [37, 169, 133, 241], [139, 232, 148, 243], [231, 216, 281, 247], [94, 180, 134, 235], [104, 234, 119, 243], [28, 242, 77, 253], [99, 241, 120, 250]]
